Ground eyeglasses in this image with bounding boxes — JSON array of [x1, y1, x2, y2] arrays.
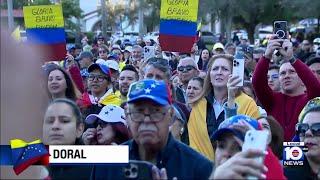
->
[[127, 108, 169, 123], [88, 74, 108, 82], [96, 120, 109, 128], [177, 65, 196, 72], [296, 123, 320, 136], [267, 74, 279, 80]]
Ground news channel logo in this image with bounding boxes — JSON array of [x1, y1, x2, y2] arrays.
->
[[283, 142, 308, 166]]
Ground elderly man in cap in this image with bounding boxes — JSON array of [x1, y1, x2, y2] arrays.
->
[[91, 79, 213, 179]]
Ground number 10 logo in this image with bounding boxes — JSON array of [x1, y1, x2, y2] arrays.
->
[[284, 146, 304, 160]]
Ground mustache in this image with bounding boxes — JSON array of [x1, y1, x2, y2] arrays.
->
[[138, 124, 157, 132]]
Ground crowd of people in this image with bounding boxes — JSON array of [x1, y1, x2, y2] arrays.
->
[[27, 29, 320, 179]]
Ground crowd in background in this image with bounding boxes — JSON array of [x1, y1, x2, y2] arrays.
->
[[41, 29, 320, 179]]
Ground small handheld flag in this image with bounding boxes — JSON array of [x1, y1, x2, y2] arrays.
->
[[10, 139, 49, 175]]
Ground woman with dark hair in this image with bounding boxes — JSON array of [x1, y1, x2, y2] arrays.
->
[[257, 116, 284, 160], [46, 65, 81, 102], [82, 105, 130, 145], [197, 48, 211, 71], [43, 98, 91, 179], [186, 77, 204, 106]]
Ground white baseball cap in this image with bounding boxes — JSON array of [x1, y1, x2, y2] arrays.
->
[[105, 60, 119, 71], [85, 105, 127, 126], [95, 58, 105, 65]]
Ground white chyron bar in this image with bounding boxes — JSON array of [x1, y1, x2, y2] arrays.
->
[[49, 145, 129, 163]]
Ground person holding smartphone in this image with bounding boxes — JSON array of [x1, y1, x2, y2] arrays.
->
[[252, 35, 320, 141], [209, 114, 286, 180], [91, 79, 213, 179]]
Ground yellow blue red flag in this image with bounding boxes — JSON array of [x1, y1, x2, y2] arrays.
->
[[10, 139, 49, 175]]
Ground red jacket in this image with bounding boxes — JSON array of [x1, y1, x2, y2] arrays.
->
[[252, 57, 320, 141], [68, 65, 85, 93], [264, 147, 286, 180]]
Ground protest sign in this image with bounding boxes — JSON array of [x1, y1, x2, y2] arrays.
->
[[23, 4, 66, 61], [159, 0, 199, 53]]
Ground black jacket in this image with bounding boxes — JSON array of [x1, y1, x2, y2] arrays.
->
[[182, 92, 226, 144], [91, 134, 213, 179], [284, 158, 319, 180], [49, 165, 92, 180]]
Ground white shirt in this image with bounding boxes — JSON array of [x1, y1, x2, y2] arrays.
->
[[213, 98, 225, 119]]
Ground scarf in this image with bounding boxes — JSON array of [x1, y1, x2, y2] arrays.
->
[[188, 98, 214, 161]]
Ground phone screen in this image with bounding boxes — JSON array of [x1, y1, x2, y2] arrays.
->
[[233, 47, 245, 86], [274, 21, 287, 39]]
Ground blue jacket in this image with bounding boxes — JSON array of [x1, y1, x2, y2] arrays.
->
[[91, 134, 213, 179]]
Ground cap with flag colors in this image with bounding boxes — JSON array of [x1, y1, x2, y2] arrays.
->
[[127, 79, 172, 105]]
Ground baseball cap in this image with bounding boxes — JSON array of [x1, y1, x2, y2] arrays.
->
[[213, 43, 225, 50], [88, 63, 111, 77], [85, 105, 127, 126], [97, 35, 105, 40], [111, 44, 121, 51], [127, 79, 172, 106], [298, 97, 320, 123], [95, 58, 105, 65], [211, 115, 260, 141], [107, 54, 119, 61], [105, 60, 119, 71], [123, 46, 133, 53]]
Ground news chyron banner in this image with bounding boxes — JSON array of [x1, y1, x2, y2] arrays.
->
[[0, 139, 129, 175], [23, 4, 67, 61], [159, 0, 199, 53]]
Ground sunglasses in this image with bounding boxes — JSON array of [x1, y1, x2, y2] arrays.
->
[[177, 65, 196, 72], [296, 123, 320, 136], [96, 120, 109, 128]]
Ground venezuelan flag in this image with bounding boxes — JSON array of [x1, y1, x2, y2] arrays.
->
[[23, 4, 67, 61], [26, 28, 67, 61], [159, 0, 199, 53], [10, 139, 49, 175]]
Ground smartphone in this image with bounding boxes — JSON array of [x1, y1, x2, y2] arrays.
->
[[274, 21, 287, 39], [122, 160, 153, 180], [143, 46, 156, 61], [233, 47, 245, 87], [242, 130, 268, 180]]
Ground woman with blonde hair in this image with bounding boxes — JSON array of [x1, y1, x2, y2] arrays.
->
[[186, 54, 260, 161]]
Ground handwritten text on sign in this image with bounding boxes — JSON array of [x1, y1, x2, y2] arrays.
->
[[23, 5, 64, 28], [160, 0, 198, 22]]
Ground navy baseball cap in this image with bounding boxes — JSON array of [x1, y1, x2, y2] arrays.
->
[[211, 115, 260, 141], [88, 63, 111, 77], [127, 79, 172, 106]]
